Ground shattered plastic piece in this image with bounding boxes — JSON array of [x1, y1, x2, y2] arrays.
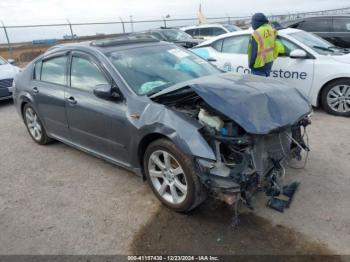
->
[[267, 197, 288, 213], [283, 182, 299, 208], [283, 182, 300, 198], [198, 108, 224, 131]]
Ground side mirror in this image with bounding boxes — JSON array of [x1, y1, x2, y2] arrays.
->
[[290, 49, 308, 59], [93, 84, 123, 100], [7, 58, 15, 64]]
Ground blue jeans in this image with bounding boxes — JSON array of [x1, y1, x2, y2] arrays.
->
[[251, 62, 273, 77]]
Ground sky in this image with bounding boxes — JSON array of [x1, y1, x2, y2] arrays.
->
[[0, 0, 349, 43]]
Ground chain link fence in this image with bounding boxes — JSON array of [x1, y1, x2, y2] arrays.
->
[[1, 7, 349, 64]]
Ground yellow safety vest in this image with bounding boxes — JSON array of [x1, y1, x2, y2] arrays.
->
[[274, 39, 285, 59], [250, 24, 276, 68]]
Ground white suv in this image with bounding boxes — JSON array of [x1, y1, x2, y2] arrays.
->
[[181, 24, 241, 40]]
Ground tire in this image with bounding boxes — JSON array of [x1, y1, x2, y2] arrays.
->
[[144, 139, 206, 212], [23, 104, 52, 145], [321, 79, 350, 117]]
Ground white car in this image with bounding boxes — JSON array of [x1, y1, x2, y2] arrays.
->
[[191, 28, 350, 116], [0, 56, 20, 101], [180, 23, 241, 40]]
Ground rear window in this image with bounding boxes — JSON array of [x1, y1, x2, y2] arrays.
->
[[333, 18, 350, 32], [41, 56, 67, 85], [298, 18, 331, 32], [222, 35, 249, 54]]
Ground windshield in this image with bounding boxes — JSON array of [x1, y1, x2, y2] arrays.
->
[[223, 24, 241, 32], [162, 30, 193, 41], [290, 31, 341, 55], [107, 44, 220, 95], [0, 57, 7, 65]]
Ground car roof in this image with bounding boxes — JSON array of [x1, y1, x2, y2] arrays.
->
[[46, 35, 171, 55], [195, 28, 302, 46], [181, 23, 227, 30], [284, 15, 350, 25]]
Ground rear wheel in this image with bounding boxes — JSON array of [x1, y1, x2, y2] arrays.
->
[[23, 104, 52, 145], [144, 139, 206, 212], [321, 79, 350, 117]]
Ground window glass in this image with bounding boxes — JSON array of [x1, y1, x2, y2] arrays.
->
[[162, 30, 193, 41], [299, 19, 331, 32], [222, 35, 250, 54], [185, 29, 195, 37], [151, 32, 164, 40], [34, 61, 41, 80], [41, 56, 67, 85], [107, 45, 219, 95], [212, 39, 223, 51], [199, 27, 213, 37], [223, 24, 241, 32], [212, 27, 226, 36], [0, 56, 7, 65], [70, 57, 109, 91], [291, 31, 335, 55], [333, 18, 350, 32], [277, 37, 299, 56]]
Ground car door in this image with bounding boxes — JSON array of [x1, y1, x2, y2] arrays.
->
[[271, 36, 315, 97], [332, 17, 350, 48], [198, 34, 315, 97], [31, 53, 70, 139], [65, 51, 129, 164], [204, 34, 251, 72]]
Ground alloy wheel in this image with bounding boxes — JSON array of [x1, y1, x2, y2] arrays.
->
[[327, 84, 350, 113], [25, 107, 43, 141], [148, 150, 188, 205]]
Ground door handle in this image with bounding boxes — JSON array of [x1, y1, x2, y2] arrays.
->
[[67, 96, 77, 105], [32, 87, 39, 94], [207, 57, 217, 62]]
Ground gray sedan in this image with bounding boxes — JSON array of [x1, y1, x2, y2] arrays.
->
[[13, 36, 311, 216]]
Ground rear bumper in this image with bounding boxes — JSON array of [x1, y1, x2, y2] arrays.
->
[[0, 80, 14, 100], [0, 90, 12, 101]]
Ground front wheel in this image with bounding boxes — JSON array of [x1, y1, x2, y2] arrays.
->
[[144, 139, 206, 212], [321, 80, 350, 117]]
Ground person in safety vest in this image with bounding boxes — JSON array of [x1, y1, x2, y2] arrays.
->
[[248, 13, 277, 77]]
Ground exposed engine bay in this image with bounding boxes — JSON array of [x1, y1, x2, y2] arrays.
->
[[152, 86, 311, 224]]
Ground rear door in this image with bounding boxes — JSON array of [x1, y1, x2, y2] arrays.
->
[[31, 53, 70, 139], [65, 51, 129, 164]]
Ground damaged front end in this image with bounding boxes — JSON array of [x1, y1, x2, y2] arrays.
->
[[151, 73, 312, 221]]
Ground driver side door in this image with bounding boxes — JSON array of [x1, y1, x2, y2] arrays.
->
[[65, 52, 129, 164]]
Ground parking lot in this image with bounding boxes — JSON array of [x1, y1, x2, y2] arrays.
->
[[0, 99, 349, 255]]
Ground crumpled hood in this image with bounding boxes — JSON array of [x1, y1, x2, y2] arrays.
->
[[0, 64, 20, 79], [330, 53, 350, 64], [152, 73, 311, 134]]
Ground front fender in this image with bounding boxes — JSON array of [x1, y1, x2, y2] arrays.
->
[[128, 103, 216, 168]]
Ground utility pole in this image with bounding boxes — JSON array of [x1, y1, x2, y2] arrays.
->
[[119, 17, 125, 33], [1, 21, 13, 58], [66, 19, 75, 40], [129, 15, 134, 32]]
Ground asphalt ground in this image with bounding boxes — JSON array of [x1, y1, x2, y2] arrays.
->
[[0, 100, 349, 256]]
